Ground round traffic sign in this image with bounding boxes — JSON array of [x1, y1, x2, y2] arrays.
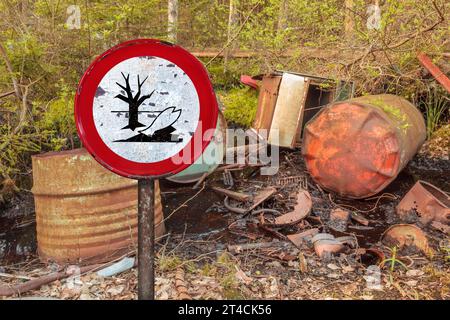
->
[[75, 39, 218, 179]]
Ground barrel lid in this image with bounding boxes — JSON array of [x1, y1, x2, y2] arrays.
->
[[302, 102, 401, 199]]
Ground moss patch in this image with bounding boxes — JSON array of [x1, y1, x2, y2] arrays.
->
[[218, 87, 258, 128], [368, 97, 410, 133]]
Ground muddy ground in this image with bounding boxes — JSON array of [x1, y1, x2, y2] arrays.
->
[[0, 141, 449, 300]]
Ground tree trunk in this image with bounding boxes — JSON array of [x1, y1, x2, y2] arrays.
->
[[224, 0, 239, 70], [277, 0, 288, 34], [168, 0, 178, 43], [344, 0, 354, 39]]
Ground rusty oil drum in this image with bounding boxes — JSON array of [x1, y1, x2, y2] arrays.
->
[[31, 148, 165, 264], [302, 94, 426, 199]]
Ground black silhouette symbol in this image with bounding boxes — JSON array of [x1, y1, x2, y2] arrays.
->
[[114, 107, 183, 143], [111, 73, 183, 143], [115, 72, 155, 131]]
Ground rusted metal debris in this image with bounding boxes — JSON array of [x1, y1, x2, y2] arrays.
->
[[303, 94, 426, 199], [262, 190, 312, 227], [223, 186, 277, 214], [312, 233, 357, 259], [273, 175, 307, 189], [350, 212, 370, 226], [418, 52, 450, 93], [252, 71, 354, 149], [328, 208, 351, 232], [396, 180, 450, 226], [247, 187, 277, 212], [240, 74, 259, 89], [0, 264, 101, 297], [253, 74, 282, 133], [287, 228, 319, 248], [222, 170, 234, 187], [355, 247, 385, 265], [224, 197, 247, 214], [212, 186, 252, 202], [175, 267, 192, 300], [381, 224, 433, 257], [430, 221, 450, 234]]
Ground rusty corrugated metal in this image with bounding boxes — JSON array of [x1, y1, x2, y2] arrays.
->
[[302, 94, 426, 199], [31, 148, 165, 265], [253, 74, 282, 131]]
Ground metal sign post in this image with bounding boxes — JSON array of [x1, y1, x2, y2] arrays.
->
[[137, 179, 155, 300], [75, 39, 218, 300]]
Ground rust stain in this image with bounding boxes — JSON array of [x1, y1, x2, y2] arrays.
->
[[32, 148, 165, 265], [302, 94, 426, 199], [273, 190, 311, 226], [253, 74, 282, 132], [382, 224, 433, 257], [397, 180, 450, 225]]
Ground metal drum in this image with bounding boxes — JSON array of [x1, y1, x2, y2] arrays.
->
[[302, 94, 426, 199], [31, 148, 165, 264]]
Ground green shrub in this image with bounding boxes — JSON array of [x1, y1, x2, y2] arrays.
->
[[206, 61, 241, 90], [219, 87, 258, 128], [420, 86, 449, 139], [38, 83, 77, 150]]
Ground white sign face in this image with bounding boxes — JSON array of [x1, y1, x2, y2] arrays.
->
[[93, 56, 200, 163]]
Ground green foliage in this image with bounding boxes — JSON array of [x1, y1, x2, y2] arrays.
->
[[419, 86, 449, 139], [369, 97, 410, 132], [0, 0, 448, 182], [380, 246, 409, 283], [380, 246, 409, 272], [441, 244, 450, 263], [219, 87, 258, 128], [215, 251, 245, 299], [158, 254, 182, 271], [38, 82, 76, 150], [0, 127, 42, 177], [206, 61, 241, 90]]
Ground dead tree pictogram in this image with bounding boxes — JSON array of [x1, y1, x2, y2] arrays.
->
[[115, 72, 155, 131]]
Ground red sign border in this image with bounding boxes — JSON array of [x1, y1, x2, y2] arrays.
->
[[75, 39, 218, 179]]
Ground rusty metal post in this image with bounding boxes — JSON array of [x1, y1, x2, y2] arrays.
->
[[138, 179, 155, 300]]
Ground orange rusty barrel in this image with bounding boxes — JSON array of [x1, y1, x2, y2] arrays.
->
[[302, 94, 426, 199], [31, 148, 165, 264]]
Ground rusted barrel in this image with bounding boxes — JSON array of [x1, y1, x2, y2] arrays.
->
[[32, 148, 165, 264], [302, 94, 426, 199]]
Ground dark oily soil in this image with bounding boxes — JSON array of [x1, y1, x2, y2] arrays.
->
[[0, 192, 36, 267]]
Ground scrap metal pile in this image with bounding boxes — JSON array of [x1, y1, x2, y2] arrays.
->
[[208, 148, 447, 266], [203, 71, 449, 268]]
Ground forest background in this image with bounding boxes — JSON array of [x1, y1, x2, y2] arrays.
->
[[0, 0, 448, 190]]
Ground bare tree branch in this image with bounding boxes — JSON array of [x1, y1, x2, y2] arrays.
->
[[0, 42, 22, 100]]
